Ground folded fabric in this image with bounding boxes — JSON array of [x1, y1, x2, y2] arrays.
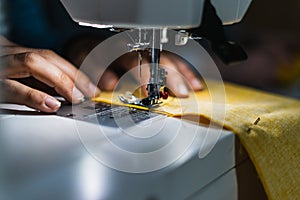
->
[[93, 81, 300, 200]]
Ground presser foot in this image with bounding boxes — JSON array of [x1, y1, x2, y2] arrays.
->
[[119, 87, 168, 109]]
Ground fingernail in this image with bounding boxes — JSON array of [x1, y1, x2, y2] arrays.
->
[[177, 84, 189, 96], [45, 97, 61, 110], [73, 87, 85, 102], [191, 79, 203, 90], [89, 83, 101, 97]]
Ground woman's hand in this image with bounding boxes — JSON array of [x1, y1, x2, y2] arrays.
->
[[65, 37, 203, 98], [107, 51, 203, 98], [0, 36, 100, 112]]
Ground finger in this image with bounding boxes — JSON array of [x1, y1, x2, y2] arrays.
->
[[98, 69, 119, 91], [161, 52, 203, 91], [160, 56, 189, 97], [0, 53, 32, 78], [126, 53, 150, 95], [134, 62, 150, 96], [2, 52, 84, 103], [36, 49, 100, 98], [0, 46, 100, 98], [121, 52, 189, 98], [0, 45, 31, 56], [110, 51, 150, 95], [0, 36, 17, 46], [0, 79, 61, 113]]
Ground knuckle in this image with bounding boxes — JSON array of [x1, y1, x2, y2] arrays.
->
[[79, 73, 91, 87], [57, 71, 71, 85], [24, 88, 43, 106], [15, 52, 39, 67], [55, 72, 74, 95], [24, 88, 34, 101]]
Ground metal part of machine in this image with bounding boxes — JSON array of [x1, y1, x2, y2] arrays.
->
[[121, 28, 168, 107], [60, 0, 252, 107]]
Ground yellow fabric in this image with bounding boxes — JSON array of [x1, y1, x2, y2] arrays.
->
[[93, 81, 300, 200]]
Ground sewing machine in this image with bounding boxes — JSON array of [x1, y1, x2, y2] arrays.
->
[[61, 0, 251, 107], [0, 1, 268, 199], [0, 102, 267, 200]]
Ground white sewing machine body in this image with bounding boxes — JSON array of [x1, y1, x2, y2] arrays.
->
[[61, 0, 252, 28], [0, 101, 266, 200], [0, 103, 236, 200]]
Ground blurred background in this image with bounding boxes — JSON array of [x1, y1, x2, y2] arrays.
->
[[220, 0, 300, 98]]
